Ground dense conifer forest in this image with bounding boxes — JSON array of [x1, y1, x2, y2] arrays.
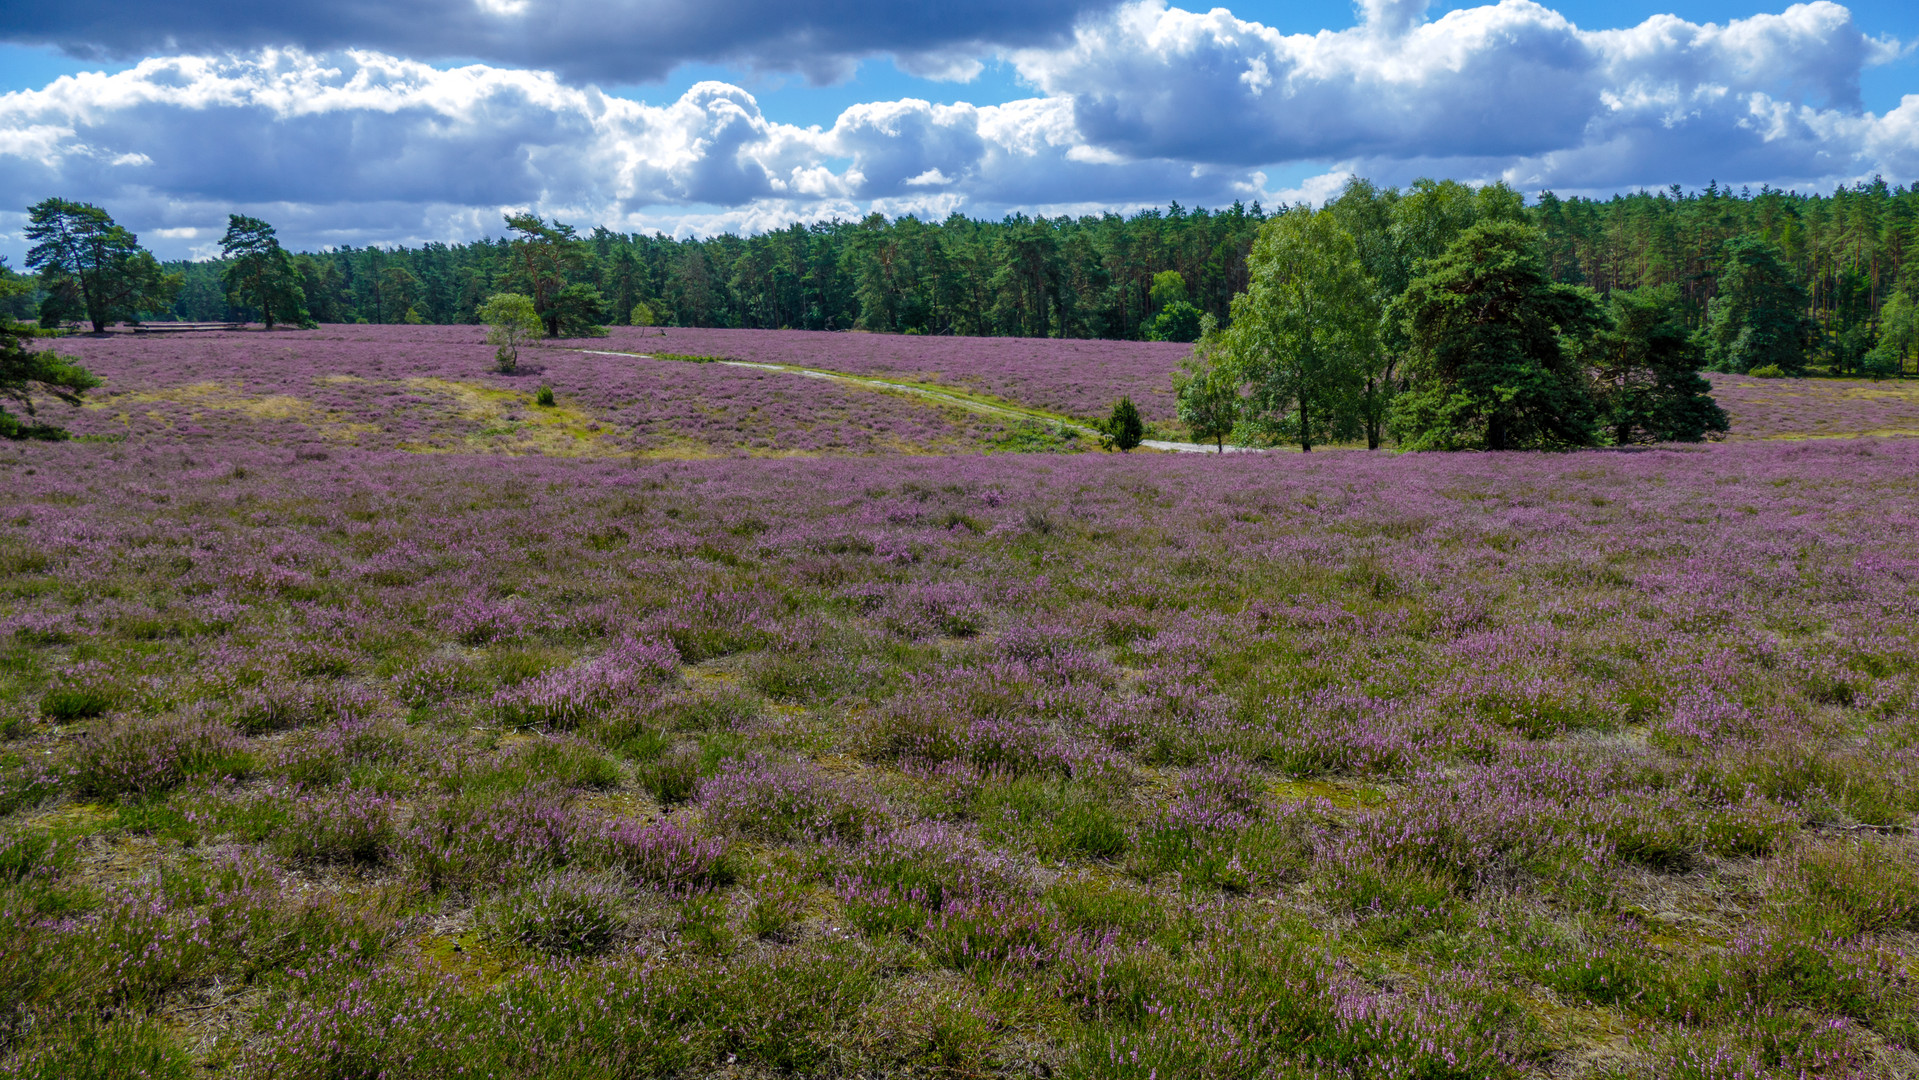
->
[[42, 177, 1919, 372]]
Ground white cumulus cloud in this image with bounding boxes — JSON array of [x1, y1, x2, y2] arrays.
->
[[0, 0, 1913, 258]]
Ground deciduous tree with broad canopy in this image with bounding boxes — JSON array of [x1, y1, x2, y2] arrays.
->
[[479, 293, 542, 373], [1215, 208, 1377, 452], [1173, 330, 1242, 453]]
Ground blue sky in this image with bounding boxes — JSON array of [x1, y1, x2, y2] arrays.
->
[[1, 0, 1915, 258]]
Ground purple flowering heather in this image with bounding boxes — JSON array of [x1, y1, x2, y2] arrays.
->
[[3, 326, 1918, 1076]]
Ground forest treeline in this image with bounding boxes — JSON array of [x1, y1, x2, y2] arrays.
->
[[6, 176, 1918, 368], [164, 178, 1919, 364]]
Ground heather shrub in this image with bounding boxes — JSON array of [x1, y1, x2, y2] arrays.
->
[[922, 894, 1074, 975], [635, 743, 702, 804], [391, 655, 485, 708], [836, 823, 1022, 936], [38, 660, 124, 721], [1608, 1011, 1866, 1080], [1766, 838, 1919, 935], [973, 775, 1131, 861], [652, 686, 763, 733], [490, 637, 679, 730], [0, 826, 64, 884], [581, 814, 735, 888], [266, 787, 399, 866], [1126, 757, 1309, 891], [270, 719, 418, 788], [226, 681, 379, 734], [1074, 940, 1525, 1079], [677, 890, 734, 954], [2, 1015, 192, 1080], [400, 789, 579, 890], [449, 735, 623, 793], [71, 714, 249, 798], [744, 873, 809, 940], [697, 755, 884, 842], [1044, 873, 1168, 941], [889, 582, 987, 638], [482, 870, 627, 956], [643, 591, 774, 662]]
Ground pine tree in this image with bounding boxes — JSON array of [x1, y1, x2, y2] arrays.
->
[[1389, 222, 1604, 451], [1588, 286, 1729, 443], [220, 215, 311, 329], [1, 273, 101, 439], [1703, 237, 1814, 374]]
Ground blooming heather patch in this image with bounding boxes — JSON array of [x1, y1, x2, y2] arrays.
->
[[490, 637, 679, 729], [597, 324, 1191, 421], [49, 324, 1081, 456], [2, 353, 1919, 1074], [1710, 372, 1919, 440]]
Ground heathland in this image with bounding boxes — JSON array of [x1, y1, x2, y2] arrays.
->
[[1, 325, 1916, 1079]]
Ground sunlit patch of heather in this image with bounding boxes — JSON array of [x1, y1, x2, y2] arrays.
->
[[1442, 670, 1626, 739], [0, 758, 73, 816], [1323, 766, 1613, 902], [1252, 690, 1459, 778], [266, 785, 400, 866], [447, 735, 623, 793], [640, 590, 777, 662], [481, 870, 628, 956], [580, 814, 735, 889], [887, 581, 988, 638], [436, 592, 528, 645], [836, 822, 1024, 936], [390, 654, 485, 708], [270, 718, 420, 787], [0, 825, 70, 886], [1764, 838, 1919, 936], [490, 636, 679, 730], [37, 660, 126, 721], [71, 713, 249, 799], [225, 680, 385, 734], [399, 789, 581, 890], [922, 894, 1082, 975], [1168, 755, 1265, 830], [239, 935, 890, 1079], [696, 754, 885, 842], [0, 1014, 193, 1080], [1086, 941, 1523, 1079]]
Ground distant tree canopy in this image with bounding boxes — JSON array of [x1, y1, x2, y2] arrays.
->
[[26, 198, 179, 332], [1214, 207, 1376, 452], [1390, 221, 1606, 451], [1213, 196, 1732, 452], [220, 215, 311, 330], [1589, 286, 1730, 444], [115, 178, 1917, 372], [1703, 237, 1815, 375]]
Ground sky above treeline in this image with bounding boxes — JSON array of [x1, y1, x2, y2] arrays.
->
[[0, 0, 1915, 260]]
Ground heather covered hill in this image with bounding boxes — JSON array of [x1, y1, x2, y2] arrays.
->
[[2, 423, 1917, 1076], [596, 325, 1192, 422], [1710, 372, 1919, 440], [48, 325, 1090, 456], [45, 323, 1919, 452]]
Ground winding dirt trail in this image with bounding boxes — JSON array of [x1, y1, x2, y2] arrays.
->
[[577, 349, 1259, 454]]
